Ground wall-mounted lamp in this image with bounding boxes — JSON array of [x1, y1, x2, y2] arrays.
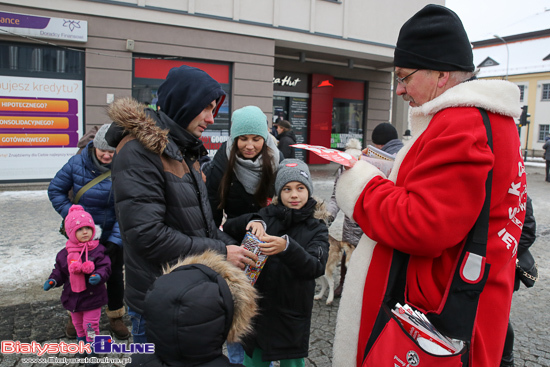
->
[[299, 52, 306, 63], [348, 59, 354, 69], [316, 80, 333, 88]]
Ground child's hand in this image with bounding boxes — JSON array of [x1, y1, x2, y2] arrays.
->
[[246, 221, 266, 238], [43, 279, 56, 291], [258, 234, 287, 256], [88, 274, 101, 285]]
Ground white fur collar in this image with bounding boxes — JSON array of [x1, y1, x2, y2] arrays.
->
[[410, 79, 521, 135]]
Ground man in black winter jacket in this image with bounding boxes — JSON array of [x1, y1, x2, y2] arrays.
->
[[106, 65, 257, 343], [274, 120, 296, 158]]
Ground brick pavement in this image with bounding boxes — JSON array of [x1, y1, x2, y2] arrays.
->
[[1, 163, 548, 366]]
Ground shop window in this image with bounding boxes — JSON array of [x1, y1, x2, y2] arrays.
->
[[331, 99, 363, 148], [273, 95, 309, 161], [0, 42, 83, 78]]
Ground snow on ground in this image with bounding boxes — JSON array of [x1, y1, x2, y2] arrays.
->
[[0, 160, 545, 306]]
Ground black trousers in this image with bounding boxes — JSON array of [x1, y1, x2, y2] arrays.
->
[[106, 245, 125, 312], [501, 321, 514, 364], [546, 160, 550, 181]]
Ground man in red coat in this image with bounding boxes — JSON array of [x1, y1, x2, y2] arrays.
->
[[332, 5, 526, 367]]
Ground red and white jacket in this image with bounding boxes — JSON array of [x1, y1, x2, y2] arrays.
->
[[333, 79, 527, 367]]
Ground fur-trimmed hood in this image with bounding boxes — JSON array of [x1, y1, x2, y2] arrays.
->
[[107, 97, 207, 162], [108, 97, 169, 155], [143, 251, 258, 365], [163, 251, 258, 343]]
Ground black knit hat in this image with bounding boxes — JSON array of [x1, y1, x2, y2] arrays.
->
[[394, 4, 474, 72], [372, 123, 398, 146]]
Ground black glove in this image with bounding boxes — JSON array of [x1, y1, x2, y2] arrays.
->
[[104, 241, 119, 260]]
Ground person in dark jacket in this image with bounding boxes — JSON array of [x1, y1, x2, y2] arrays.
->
[[501, 195, 537, 367], [105, 65, 257, 343], [48, 123, 128, 340], [127, 251, 258, 367], [274, 120, 296, 158], [207, 106, 282, 228], [543, 136, 550, 182], [370, 122, 403, 155], [44, 205, 111, 367], [223, 159, 329, 366]]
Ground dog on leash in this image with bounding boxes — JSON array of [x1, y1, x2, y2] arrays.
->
[[315, 234, 355, 305]]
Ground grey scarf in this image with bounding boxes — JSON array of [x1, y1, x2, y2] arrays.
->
[[91, 149, 111, 174], [226, 135, 280, 195]]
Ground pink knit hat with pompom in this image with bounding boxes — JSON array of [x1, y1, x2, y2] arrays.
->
[[64, 205, 95, 244]]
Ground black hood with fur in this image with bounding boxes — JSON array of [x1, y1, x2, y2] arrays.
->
[[128, 251, 258, 367]]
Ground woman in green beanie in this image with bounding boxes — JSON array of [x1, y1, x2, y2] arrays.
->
[[206, 105, 282, 364], [207, 106, 283, 228]]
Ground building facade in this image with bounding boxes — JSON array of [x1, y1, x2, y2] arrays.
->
[[472, 9, 550, 158], [0, 0, 437, 182]]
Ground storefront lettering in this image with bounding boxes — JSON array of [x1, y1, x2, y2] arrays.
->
[[273, 76, 301, 87], [0, 17, 20, 26]]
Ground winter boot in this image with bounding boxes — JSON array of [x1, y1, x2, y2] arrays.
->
[[106, 307, 130, 340], [85, 351, 99, 367], [74, 336, 87, 359], [334, 253, 347, 298], [65, 314, 77, 339], [500, 355, 514, 367], [84, 348, 99, 367]]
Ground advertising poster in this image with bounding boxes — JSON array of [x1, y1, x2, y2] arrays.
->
[[289, 97, 308, 161], [0, 11, 87, 43], [200, 131, 230, 158], [0, 76, 83, 182]]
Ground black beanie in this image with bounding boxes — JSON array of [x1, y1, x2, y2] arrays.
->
[[372, 123, 398, 146], [157, 65, 226, 129], [394, 4, 474, 72]]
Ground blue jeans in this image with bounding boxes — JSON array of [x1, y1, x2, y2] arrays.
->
[[227, 342, 245, 364], [128, 307, 147, 344]]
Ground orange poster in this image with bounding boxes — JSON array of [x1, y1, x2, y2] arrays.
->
[[0, 99, 69, 113], [0, 116, 69, 129], [0, 134, 70, 147]]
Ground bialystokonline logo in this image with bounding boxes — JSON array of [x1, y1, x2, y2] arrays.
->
[[1, 335, 155, 355]]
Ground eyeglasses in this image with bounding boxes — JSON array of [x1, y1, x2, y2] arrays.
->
[[395, 69, 420, 86]]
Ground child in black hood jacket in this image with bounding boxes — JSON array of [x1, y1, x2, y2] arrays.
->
[[223, 159, 329, 366]]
